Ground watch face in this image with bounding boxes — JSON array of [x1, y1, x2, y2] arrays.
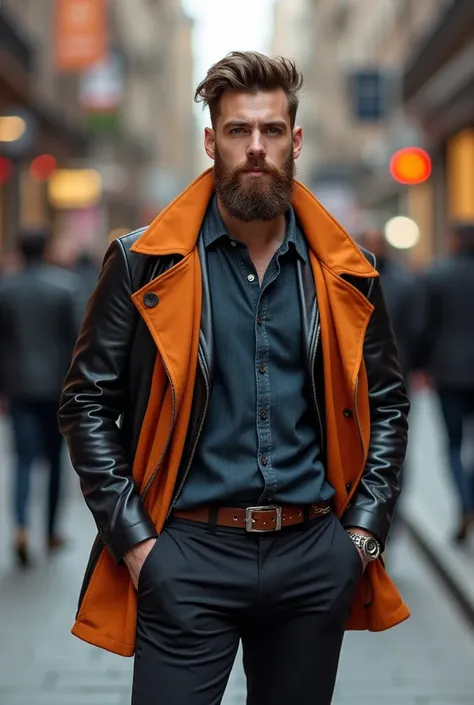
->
[[364, 537, 380, 559]]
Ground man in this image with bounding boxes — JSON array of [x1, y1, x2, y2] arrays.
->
[[73, 250, 100, 315], [59, 52, 409, 705], [417, 222, 474, 542], [0, 229, 79, 566], [359, 228, 418, 378]]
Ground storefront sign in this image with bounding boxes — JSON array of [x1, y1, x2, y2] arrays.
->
[[54, 0, 107, 71]]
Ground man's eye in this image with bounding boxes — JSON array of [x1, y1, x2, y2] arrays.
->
[[230, 127, 244, 135], [267, 126, 282, 135]]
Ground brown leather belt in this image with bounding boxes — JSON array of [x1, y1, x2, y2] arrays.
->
[[172, 502, 332, 532]]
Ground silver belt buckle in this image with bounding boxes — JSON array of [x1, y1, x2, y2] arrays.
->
[[245, 505, 282, 532]]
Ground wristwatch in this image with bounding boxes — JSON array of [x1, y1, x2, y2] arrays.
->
[[347, 532, 381, 561]]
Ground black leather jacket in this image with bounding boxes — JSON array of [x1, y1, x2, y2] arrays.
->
[[59, 230, 409, 567]]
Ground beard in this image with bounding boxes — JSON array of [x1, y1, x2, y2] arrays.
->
[[213, 146, 295, 222]]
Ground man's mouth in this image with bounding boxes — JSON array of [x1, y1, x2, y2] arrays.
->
[[244, 166, 267, 174]]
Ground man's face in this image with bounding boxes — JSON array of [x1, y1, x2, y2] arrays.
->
[[204, 89, 303, 221]]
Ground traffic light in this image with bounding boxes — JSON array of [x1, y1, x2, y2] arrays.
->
[[390, 147, 431, 185], [29, 154, 57, 181]]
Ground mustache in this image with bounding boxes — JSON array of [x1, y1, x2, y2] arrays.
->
[[235, 160, 279, 174]]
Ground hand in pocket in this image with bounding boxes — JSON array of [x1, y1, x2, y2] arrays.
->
[[124, 537, 158, 590]]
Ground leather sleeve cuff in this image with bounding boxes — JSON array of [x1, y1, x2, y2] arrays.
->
[[340, 506, 389, 549], [104, 517, 158, 564]]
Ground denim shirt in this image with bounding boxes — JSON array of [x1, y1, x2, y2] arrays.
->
[[175, 197, 334, 509]]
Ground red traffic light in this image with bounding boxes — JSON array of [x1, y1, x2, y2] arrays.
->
[[390, 147, 431, 185], [0, 156, 14, 184], [30, 154, 57, 181]]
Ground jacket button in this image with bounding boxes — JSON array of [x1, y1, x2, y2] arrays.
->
[[144, 292, 159, 308], [346, 483, 352, 492], [343, 408, 353, 418]]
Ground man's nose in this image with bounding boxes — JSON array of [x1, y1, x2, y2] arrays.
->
[[247, 133, 266, 158]]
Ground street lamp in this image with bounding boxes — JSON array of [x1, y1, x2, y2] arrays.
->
[[0, 116, 27, 143], [0, 108, 37, 243]]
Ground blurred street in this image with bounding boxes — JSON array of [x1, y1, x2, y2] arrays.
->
[[1, 394, 474, 705]]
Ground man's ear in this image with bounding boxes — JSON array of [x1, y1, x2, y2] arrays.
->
[[292, 126, 303, 160], [204, 127, 216, 161]]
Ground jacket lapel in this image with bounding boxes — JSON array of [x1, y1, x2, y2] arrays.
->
[[130, 251, 202, 407], [292, 180, 377, 393], [129, 172, 214, 406]]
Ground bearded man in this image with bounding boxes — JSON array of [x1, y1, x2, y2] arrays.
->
[[59, 51, 410, 705]]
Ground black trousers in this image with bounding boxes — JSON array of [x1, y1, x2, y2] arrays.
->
[[438, 387, 474, 513], [9, 398, 63, 536], [132, 512, 363, 705]]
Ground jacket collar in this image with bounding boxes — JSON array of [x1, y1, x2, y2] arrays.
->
[[130, 169, 377, 280]]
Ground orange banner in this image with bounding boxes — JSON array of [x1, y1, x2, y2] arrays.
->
[[55, 0, 107, 71]]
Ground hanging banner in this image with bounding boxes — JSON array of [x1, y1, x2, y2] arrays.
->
[[54, 0, 107, 71]]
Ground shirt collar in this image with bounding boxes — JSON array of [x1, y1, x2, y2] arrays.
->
[[202, 196, 228, 248], [203, 195, 308, 264]]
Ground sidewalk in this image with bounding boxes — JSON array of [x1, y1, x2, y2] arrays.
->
[[402, 389, 474, 621]]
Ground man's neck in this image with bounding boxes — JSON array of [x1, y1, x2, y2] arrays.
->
[[217, 197, 286, 251]]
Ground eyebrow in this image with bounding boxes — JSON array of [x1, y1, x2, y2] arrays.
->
[[223, 119, 288, 130]]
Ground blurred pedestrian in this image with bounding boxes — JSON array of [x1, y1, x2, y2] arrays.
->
[[73, 250, 100, 314], [359, 228, 418, 378], [0, 229, 80, 566], [59, 52, 409, 705], [417, 222, 474, 542]]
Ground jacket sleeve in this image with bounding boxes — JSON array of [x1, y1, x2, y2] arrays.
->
[[58, 239, 158, 562], [341, 275, 410, 546]]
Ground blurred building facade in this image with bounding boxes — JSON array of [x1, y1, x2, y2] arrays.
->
[[271, 0, 467, 264], [403, 0, 474, 255], [0, 0, 196, 265], [271, 0, 318, 188]]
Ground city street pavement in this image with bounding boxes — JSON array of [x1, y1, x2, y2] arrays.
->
[[1, 412, 474, 705], [403, 389, 474, 618]]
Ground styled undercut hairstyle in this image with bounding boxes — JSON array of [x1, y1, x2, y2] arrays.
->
[[194, 50, 304, 128]]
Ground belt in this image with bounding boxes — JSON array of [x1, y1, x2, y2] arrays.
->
[[172, 502, 332, 533]]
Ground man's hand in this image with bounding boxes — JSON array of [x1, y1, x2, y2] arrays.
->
[[123, 538, 157, 590], [346, 527, 374, 571]]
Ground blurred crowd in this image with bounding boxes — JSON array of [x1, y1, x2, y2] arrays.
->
[[1, 217, 474, 565]]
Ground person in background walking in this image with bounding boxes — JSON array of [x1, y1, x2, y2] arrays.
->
[[359, 228, 418, 379], [73, 250, 100, 315], [417, 222, 474, 542], [0, 229, 80, 566]]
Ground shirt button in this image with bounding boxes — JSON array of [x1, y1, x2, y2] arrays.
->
[[230, 241, 237, 247], [247, 273, 256, 282], [259, 365, 266, 374], [261, 456, 268, 466], [257, 316, 263, 326], [260, 409, 268, 420]]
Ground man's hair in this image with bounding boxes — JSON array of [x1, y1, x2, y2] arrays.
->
[[18, 228, 48, 262], [194, 51, 304, 128]]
